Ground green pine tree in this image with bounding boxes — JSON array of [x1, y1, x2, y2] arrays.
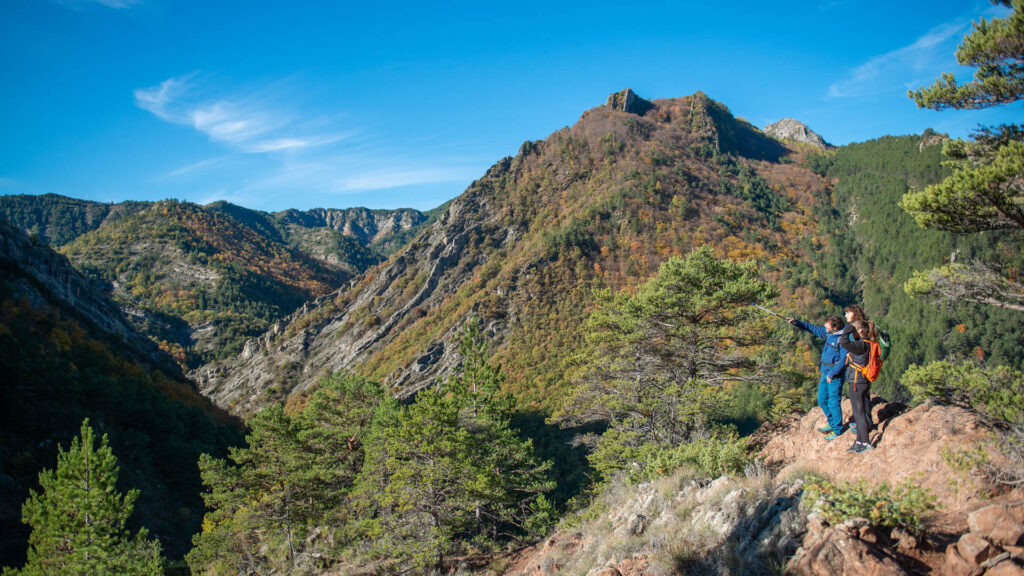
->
[[2, 420, 162, 576], [187, 373, 393, 575], [902, 0, 1024, 311], [554, 246, 779, 481], [355, 319, 554, 571]]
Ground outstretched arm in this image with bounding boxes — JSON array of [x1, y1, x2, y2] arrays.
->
[[788, 318, 828, 340]]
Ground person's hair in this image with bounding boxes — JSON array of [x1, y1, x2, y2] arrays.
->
[[844, 305, 868, 322], [824, 315, 845, 331], [852, 320, 878, 341]]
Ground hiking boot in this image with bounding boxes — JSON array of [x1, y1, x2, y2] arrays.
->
[[824, 431, 841, 441], [846, 442, 874, 454], [818, 426, 834, 433]]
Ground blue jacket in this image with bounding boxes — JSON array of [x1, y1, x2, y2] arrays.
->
[[794, 319, 846, 379]]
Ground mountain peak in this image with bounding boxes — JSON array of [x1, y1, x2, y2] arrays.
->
[[604, 88, 653, 115], [764, 118, 831, 150]]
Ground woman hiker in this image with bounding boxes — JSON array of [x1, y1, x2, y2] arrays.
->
[[844, 304, 867, 324], [839, 319, 878, 454], [787, 314, 848, 440]]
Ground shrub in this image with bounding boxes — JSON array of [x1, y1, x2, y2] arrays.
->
[[903, 361, 1024, 487], [803, 476, 939, 536]]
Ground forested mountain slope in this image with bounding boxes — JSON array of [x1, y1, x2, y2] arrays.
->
[[0, 221, 242, 565], [195, 90, 824, 414], [197, 90, 1022, 416], [802, 136, 1024, 398], [0, 195, 433, 369]]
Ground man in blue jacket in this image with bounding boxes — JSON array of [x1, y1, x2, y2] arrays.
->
[[787, 314, 847, 440]]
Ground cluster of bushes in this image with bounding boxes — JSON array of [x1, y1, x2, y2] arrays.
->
[[804, 476, 938, 536], [903, 361, 1024, 487]]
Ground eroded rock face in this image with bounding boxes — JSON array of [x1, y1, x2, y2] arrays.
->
[[764, 118, 831, 150], [605, 88, 654, 115], [502, 475, 808, 576], [788, 516, 908, 576], [192, 191, 504, 414], [0, 221, 177, 375]]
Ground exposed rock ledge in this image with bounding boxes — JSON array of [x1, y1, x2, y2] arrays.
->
[[485, 399, 1024, 576]]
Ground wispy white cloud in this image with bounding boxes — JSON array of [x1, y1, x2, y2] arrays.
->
[[137, 75, 485, 206], [828, 21, 968, 99], [156, 155, 235, 181], [134, 74, 353, 154]]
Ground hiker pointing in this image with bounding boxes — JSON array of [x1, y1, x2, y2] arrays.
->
[[786, 314, 847, 440]]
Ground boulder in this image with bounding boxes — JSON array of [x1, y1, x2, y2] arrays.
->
[[788, 526, 907, 575], [958, 532, 995, 565], [969, 502, 1024, 547], [987, 559, 1024, 576], [944, 544, 985, 576]]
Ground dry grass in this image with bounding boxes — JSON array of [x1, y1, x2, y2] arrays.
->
[[541, 462, 788, 576]]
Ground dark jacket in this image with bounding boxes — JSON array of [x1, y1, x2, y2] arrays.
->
[[793, 319, 846, 379], [838, 324, 870, 387]]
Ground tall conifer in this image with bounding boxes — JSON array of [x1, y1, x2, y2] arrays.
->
[[2, 420, 162, 576]]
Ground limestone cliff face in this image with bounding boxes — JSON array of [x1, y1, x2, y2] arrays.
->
[[764, 118, 831, 150], [0, 221, 179, 376], [193, 188, 503, 413], [276, 207, 427, 246]]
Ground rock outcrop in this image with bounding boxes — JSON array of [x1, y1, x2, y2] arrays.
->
[[489, 399, 1024, 576], [942, 501, 1024, 575], [605, 88, 654, 115], [757, 398, 998, 515], [275, 206, 427, 246], [502, 474, 808, 576], [764, 118, 831, 150], [919, 129, 950, 152]]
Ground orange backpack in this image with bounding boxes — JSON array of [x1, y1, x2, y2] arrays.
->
[[848, 340, 883, 383]]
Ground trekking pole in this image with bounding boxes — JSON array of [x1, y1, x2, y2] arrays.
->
[[749, 302, 788, 321]]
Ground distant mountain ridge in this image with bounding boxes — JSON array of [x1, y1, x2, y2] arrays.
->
[[0, 194, 435, 368]]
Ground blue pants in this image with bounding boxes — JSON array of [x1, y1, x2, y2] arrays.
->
[[817, 372, 844, 431]]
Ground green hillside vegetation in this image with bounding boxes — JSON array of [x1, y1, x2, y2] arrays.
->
[[804, 135, 1024, 400], [186, 325, 555, 574], [59, 200, 342, 366], [0, 281, 242, 567], [3, 421, 163, 576], [0, 193, 150, 247], [328, 93, 826, 413]]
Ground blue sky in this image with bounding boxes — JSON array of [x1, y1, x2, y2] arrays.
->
[[1, 1, 1018, 212]]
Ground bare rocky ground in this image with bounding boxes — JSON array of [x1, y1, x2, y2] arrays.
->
[[478, 400, 1024, 576]]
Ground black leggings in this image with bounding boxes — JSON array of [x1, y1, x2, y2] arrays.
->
[[849, 374, 872, 444]]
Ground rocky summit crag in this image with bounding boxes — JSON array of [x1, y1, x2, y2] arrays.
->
[[764, 118, 831, 150]]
